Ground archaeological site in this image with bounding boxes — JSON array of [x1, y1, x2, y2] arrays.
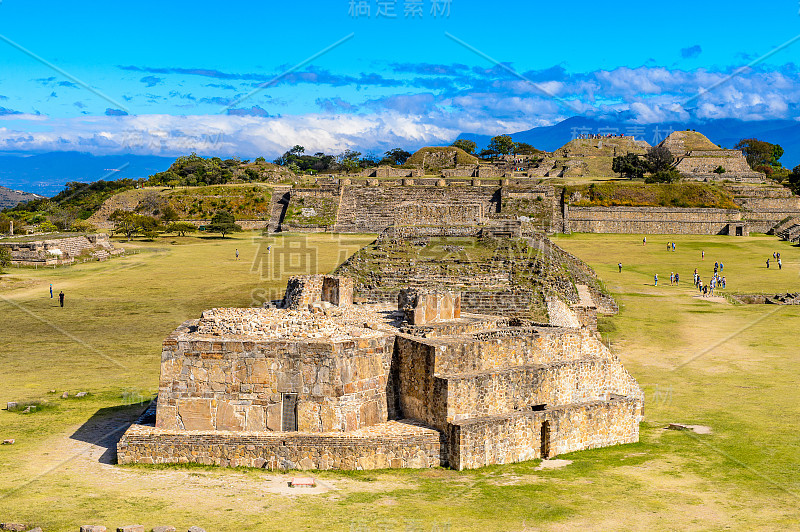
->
[[118, 266, 643, 471]]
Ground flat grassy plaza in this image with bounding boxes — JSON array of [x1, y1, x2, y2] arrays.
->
[[1, 232, 798, 530]]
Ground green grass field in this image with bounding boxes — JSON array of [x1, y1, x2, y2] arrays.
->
[[1, 231, 799, 531]]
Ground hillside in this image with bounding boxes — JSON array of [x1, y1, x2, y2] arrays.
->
[[87, 184, 274, 229], [0, 185, 44, 209]]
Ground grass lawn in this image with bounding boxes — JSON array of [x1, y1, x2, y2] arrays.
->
[[1, 231, 799, 531]]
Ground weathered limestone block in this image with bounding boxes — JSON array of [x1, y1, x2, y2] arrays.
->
[[176, 399, 214, 430], [217, 401, 246, 431], [80, 525, 107, 532], [266, 403, 282, 431]]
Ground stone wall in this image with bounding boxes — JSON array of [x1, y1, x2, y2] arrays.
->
[[360, 166, 423, 178], [446, 397, 641, 470], [333, 186, 500, 233], [118, 421, 442, 470], [0, 233, 122, 265], [283, 275, 353, 309], [567, 206, 743, 234], [154, 321, 394, 433]]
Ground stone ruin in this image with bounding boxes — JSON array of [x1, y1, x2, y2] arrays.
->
[[0, 233, 123, 266], [118, 275, 643, 471]]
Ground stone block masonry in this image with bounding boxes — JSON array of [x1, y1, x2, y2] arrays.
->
[[119, 276, 643, 470]]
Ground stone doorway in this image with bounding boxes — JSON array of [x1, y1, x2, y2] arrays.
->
[[281, 393, 298, 432], [541, 420, 551, 459]]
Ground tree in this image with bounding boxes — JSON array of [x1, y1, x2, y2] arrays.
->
[[0, 213, 11, 235], [513, 142, 541, 156], [110, 210, 159, 241], [338, 150, 362, 174], [713, 165, 726, 175], [0, 247, 11, 273], [735, 138, 784, 170], [167, 222, 197, 237], [787, 165, 800, 196], [645, 169, 682, 183], [160, 204, 179, 223], [488, 135, 515, 156], [207, 211, 242, 238], [451, 139, 477, 155], [646, 145, 674, 173], [383, 148, 412, 166], [612, 153, 648, 179]]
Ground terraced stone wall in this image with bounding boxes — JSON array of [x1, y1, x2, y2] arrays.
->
[[446, 398, 641, 470], [567, 206, 742, 234]]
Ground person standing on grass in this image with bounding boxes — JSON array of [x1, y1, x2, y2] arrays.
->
[[618, 262, 622, 273], [767, 258, 770, 269], [702, 250, 705, 260], [235, 248, 239, 261], [50, 284, 53, 299], [720, 262, 723, 273], [654, 273, 658, 286], [667, 242, 671, 251], [59, 291, 64, 308], [779, 258, 782, 270], [670, 272, 675, 285], [672, 242, 676, 251], [643, 237, 647, 246], [675, 273, 680, 285]]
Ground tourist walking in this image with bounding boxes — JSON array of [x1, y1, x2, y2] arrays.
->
[[618, 262, 622, 273], [670, 272, 675, 285], [675, 273, 680, 284], [50, 284, 53, 299], [778, 258, 782, 270], [672, 242, 676, 251], [767, 258, 770, 269], [235, 248, 239, 261], [58, 291, 64, 308], [702, 250, 705, 260], [643, 237, 647, 246], [654, 274, 658, 287]]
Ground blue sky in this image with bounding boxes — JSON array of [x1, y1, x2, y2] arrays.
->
[[0, 0, 798, 158]]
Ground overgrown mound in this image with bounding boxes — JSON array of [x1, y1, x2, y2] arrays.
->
[[557, 136, 650, 157], [404, 146, 478, 169], [335, 234, 615, 321], [660, 130, 720, 156], [567, 182, 740, 209]]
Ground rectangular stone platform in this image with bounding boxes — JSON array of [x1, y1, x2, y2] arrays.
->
[[117, 419, 443, 471]]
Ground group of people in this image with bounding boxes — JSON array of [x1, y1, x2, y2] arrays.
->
[[693, 264, 727, 297], [766, 251, 782, 270], [574, 133, 627, 140], [642, 242, 730, 298], [49, 283, 65, 307]]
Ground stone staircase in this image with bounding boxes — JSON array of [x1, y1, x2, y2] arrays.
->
[[771, 216, 800, 243], [265, 186, 291, 233]]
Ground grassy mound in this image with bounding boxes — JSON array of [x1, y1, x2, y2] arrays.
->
[[164, 185, 272, 220], [404, 146, 478, 168], [567, 182, 740, 209]]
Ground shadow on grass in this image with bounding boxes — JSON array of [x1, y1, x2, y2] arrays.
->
[[68, 401, 151, 465]]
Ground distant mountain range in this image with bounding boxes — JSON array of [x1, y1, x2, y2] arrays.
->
[[459, 117, 800, 169], [0, 185, 45, 210], [2, 117, 799, 200], [0, 152, 175, 197]]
